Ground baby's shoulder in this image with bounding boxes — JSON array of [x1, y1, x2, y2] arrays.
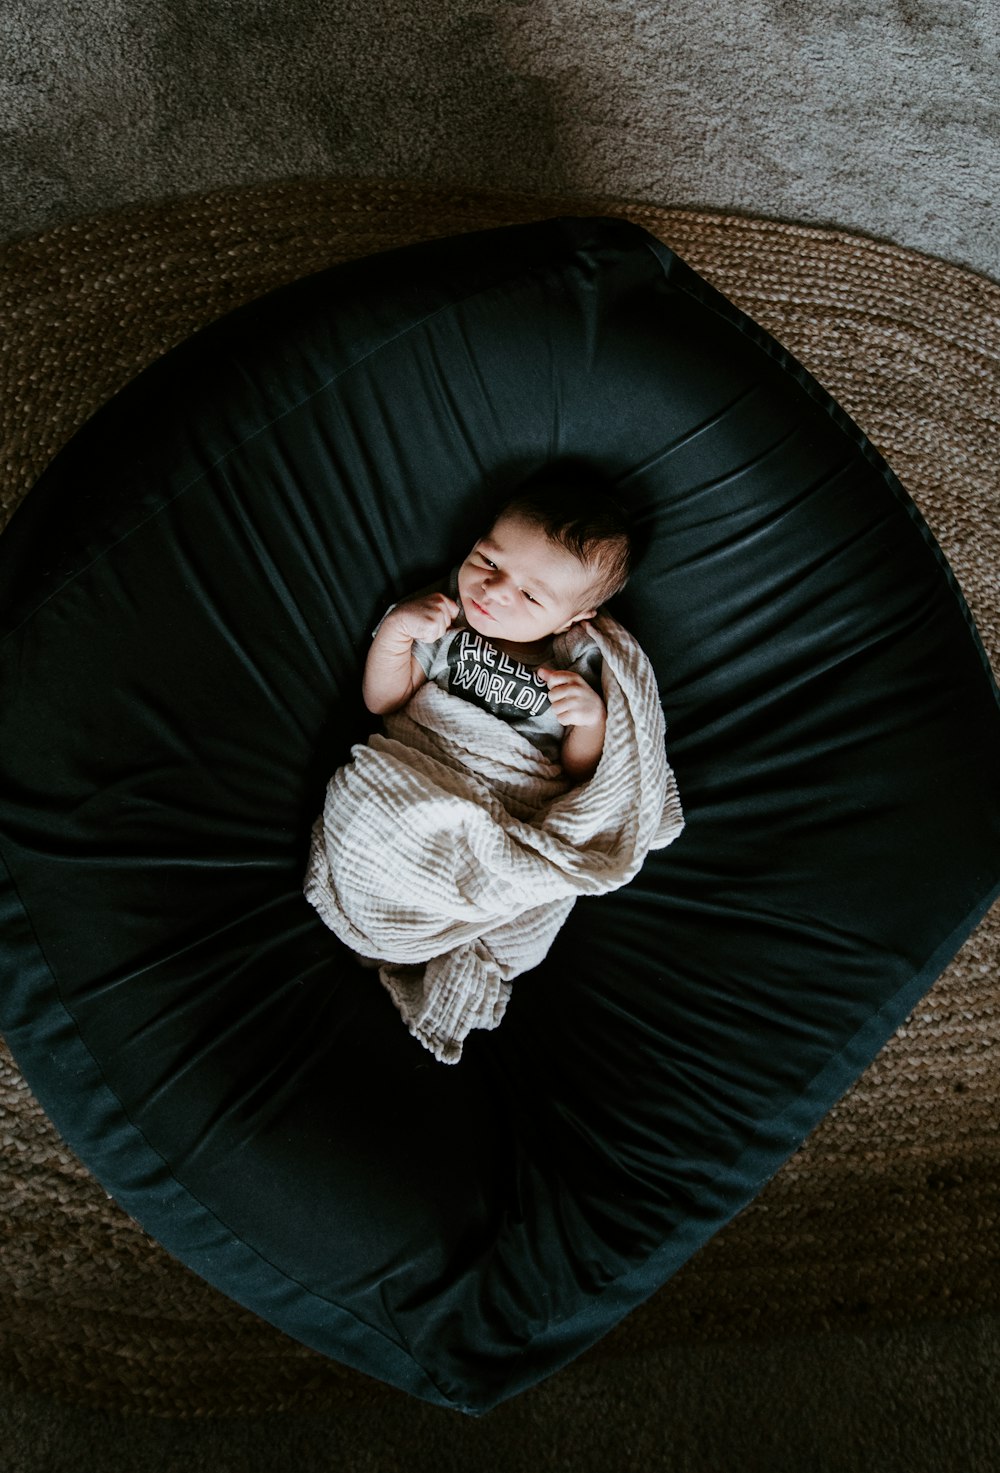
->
[[551, 625, 603, 686]]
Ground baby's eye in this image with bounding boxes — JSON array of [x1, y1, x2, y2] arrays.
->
[[481, 556, 497, 569], [522, 590, 538, 604]]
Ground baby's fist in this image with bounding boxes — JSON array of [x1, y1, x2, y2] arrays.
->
[[388, 592, 460, 645], [536, 667, 607, 729]]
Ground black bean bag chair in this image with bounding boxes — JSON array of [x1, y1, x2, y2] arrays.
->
[[1, 216, 998, 1414]]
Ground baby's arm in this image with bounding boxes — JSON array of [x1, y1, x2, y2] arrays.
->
[[362, 593, 459, 715], [537, 666, 607, 783]]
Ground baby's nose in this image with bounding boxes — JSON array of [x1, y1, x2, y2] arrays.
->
[[482, 573, 512, 604]]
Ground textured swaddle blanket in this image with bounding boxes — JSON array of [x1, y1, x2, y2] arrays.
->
[[304, 612, 684, 1062]]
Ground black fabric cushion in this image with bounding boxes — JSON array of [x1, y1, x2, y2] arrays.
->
[[1, 217, 998, 1413]]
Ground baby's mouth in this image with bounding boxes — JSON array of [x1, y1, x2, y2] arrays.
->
[[469, 597, 496, 621]]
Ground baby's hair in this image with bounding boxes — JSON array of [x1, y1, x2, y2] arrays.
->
[[491, 465, 633, 608]]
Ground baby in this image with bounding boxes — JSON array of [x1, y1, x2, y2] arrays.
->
[[363, 474, 633, 783]]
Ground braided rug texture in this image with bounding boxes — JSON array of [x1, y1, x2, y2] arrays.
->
[[1, 179, 997, 1417]]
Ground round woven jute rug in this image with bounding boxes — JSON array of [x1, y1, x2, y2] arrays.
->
[[1, 179, 998, 1417]]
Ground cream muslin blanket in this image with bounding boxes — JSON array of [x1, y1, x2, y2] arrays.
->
[[303, 613, 684, 1063]]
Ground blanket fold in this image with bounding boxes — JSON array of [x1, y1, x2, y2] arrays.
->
[[304, 612, 684, 1062]]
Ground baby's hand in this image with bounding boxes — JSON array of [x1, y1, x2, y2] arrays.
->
[[386, 593, 461, 645], [536, 667, 607, 729]]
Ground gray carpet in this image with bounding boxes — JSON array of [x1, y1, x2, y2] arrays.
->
[[3, 1, 998, 281], [2, 4, 999, 1470]]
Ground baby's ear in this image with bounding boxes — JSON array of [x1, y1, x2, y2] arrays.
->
[[554, 609, 597, 635]]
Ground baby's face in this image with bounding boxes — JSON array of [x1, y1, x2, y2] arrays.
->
[[457, 513, 598, 647]]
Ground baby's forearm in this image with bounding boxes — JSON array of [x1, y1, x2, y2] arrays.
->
[[561, 712, 606, 783], [363, 625, 418, 714]]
